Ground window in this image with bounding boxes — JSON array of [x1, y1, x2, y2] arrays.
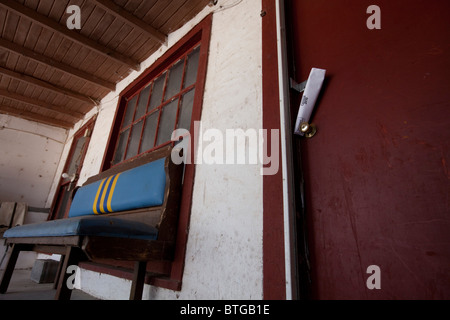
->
[[111, 45, 201, 166], [94, 14, 212, 291]]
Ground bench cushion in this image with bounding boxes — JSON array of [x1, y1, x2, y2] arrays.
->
[[3, 216, 158, 240], [68, 158, 166, 218]]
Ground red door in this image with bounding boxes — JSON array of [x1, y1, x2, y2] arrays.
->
[[287, 0, 450, 299]]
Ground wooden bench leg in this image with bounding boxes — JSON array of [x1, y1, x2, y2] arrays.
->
[[130, 261, 147, 300], [55, 246, 84, 300], [0, 244, 21, 294], [53, 255, 65, 290]]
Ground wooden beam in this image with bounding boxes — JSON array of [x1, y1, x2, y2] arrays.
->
[[0, 38, 116, 91], [0, 105, 74, 129], [91, 0, 167, 44], [0, 66, 99, 106], [0, 0, 140, 71], [0, 88, 84, 121]]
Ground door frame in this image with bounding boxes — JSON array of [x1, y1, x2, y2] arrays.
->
[[49, 117, 96, 220], [262, 0, 293, 300]]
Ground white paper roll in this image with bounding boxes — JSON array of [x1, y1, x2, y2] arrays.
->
[[294, 68, 326, 136]]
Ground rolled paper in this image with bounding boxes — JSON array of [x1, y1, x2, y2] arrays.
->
[[294, 68, 326, 136]]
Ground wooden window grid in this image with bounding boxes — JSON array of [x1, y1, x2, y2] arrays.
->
[[111, 45, 201, 166]]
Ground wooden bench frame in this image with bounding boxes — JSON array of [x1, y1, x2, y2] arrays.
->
[[0, 146, 183, 300]]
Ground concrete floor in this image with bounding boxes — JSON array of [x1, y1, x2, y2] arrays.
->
[[0, 269, 98, 300]]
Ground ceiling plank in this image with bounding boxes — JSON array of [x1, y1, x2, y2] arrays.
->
[[0, 0, 140, 71], [0, 38, 116, 91], [0, 66, 98, 106], [0, 88, 84, 121], [0, 104, 74, 129], [91, 0, 167, 44]]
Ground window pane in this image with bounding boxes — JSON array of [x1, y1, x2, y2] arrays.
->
[[178, 89, 195, 131], [184, 46, 200, 88], [149, 73, 166, 110], [113, 128, 130, 164], [122, 95, 138, 128], [135, 84, 151, 120], [164, 59, 184, 101], [125, 120, 144, 160], [140, 111, 159, 152], [156, 99, 179, 146], [64, 136, 86, 183]]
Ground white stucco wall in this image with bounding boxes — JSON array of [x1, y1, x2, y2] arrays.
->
[[170, 1, 263, 299], [0, 115, 67, 269], [0, 115, 67, 207], [50, 0, 264, 300]]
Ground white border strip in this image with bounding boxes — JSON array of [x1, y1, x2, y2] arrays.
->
[[275, 0, 294, 300]]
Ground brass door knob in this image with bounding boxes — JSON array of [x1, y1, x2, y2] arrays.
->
[[300, 122, 317, 138]]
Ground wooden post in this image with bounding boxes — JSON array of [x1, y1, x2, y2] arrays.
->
[[129, 261, 147, 300], [0, 244, 21, 294], [53, 255, 65, 290]]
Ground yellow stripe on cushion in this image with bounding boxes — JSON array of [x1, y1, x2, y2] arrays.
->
[[107, 173, 121, 213], [93, 178, 106, 215], [99, 175, 114, 214]]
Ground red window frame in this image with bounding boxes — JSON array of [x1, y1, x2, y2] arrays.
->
[[79, 14, 212, 291], [109, 44, 201, 166]]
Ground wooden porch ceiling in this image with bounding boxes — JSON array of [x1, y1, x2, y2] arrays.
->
[[0, 0, 210, 129]]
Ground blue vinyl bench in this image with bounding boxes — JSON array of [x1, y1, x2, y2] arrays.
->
[[0, 146, 183, 300]]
